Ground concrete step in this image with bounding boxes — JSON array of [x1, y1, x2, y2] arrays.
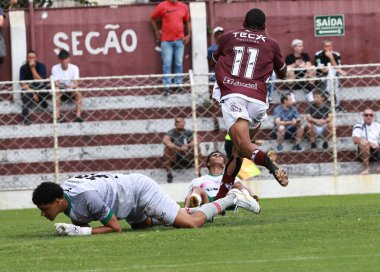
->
[[0, 161, 374, 191]]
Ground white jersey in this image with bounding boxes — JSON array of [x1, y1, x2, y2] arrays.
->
[[51, 63, 80, 88], [189, 174, 241, 198], [61, 173, 180, 226], [352, 122, 380, 147]]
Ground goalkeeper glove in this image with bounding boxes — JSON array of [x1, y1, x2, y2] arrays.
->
[[54, 223, 92, 236]]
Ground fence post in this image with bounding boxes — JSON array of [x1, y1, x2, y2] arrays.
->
[[327, 63, 338, 176], [50, 76, 60, 183], [189, 70, 200, 177]]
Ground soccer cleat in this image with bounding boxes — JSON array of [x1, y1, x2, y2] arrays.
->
[[264, 150, 289, 187], [189, 193, 202, 208], [227, 188, 260, 214]]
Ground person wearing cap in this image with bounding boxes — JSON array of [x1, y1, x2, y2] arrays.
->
[[51, 49, 82, 123], [285, 39, 316, 93], [207, 26, 224, 82], [273, 92, 304, 152], [207, 26, 224, 131], [150, 0, 191, 96], [352, 109, 380, 175], [306, 89, 332, 149]]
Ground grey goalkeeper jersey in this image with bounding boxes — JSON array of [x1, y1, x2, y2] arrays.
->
[[61, 173, 155, 225]]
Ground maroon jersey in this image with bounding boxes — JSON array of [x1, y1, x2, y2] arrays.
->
[[213, 28, 285, 103]]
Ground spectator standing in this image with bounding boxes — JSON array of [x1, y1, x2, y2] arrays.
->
[[0, 7, 6, 63], [51, 49, 83, 123], [207, 26, 224, 82], [285, 39, 316, 95], [19, 50, 48, 125], [315, 39, 347, 112], [150, 0, 191, 96], [352, 109, 380, 175], [306, 89, 332, 149], [206, 26, 224, 131], [273, 93, 304, 151], [163, 117, 193, 183], [212, 8, 289, 200]]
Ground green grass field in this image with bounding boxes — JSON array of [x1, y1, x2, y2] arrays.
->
[[1, 194, 379, 272]]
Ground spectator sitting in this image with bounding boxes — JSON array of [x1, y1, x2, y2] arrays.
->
[[163, 117, 194, 183], [352, 109, 380, 175], [19, 50, 48, 125], [184, 151, 257, 208], [306, 89, 332, 149], [285, 39, 316, 95], [273, 92, 304, 151], [315, 39, 347, 112], [51, 49, 83, 123]]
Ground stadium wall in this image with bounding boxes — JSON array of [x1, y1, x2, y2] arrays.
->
[[0, 0, 380, 81], [1, 174, 380, 210]]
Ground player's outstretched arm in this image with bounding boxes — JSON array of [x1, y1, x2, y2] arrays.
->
[[55, 215, 121, 236], [91, 215, 121, 234]]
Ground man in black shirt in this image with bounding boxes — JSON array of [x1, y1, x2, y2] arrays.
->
[[315, 40, 347, 112], [306, 89, 332, 149], [163, 117, 194, 183], [285, 39, 316, 92], [19, 50, 48, 125]]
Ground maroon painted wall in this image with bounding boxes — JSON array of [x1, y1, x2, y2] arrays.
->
[[0, 0, 379, 81], [210, 0, 380, 65], [30, 5, 192, 78], [0, 14, 11, 82]]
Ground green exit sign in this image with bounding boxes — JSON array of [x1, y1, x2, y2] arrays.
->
[[314, 15, 345, 37]]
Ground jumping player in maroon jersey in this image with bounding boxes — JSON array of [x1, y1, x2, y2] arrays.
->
[[212, 8, 289, 199]]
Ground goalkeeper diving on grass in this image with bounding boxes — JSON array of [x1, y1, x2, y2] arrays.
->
[[32, 173, 260, 236]]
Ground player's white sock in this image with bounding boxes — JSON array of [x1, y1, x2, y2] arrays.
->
[[197, 194, 235, 221]]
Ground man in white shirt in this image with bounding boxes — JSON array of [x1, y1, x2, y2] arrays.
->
[[51, 49, 83, 122], [352, 109, 380, 175]]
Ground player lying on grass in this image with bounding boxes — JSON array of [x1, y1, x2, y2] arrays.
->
[[184, 151, 259, 208], [32, 172, 260, 236]]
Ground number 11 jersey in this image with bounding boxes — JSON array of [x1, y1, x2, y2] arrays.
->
[[212, 28, 285, 104]]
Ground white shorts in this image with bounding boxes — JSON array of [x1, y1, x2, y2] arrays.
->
[[120, 174, 180, 226], [313, 124, 328, 138], [221, 96, 268, 131]]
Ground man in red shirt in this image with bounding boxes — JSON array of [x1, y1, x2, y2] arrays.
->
[[150, 0, 191, 96], [212, 8, 289, 199]]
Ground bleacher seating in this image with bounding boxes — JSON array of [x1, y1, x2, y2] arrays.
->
[[1, 81, 379, 190]]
